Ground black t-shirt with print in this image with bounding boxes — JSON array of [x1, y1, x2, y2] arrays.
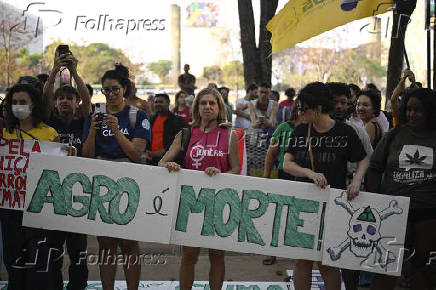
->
[[48, 115, 85, 156], [286, 122, 366, 189]]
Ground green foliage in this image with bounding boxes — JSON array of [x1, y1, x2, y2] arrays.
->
[[222, 60, 244, 91], [43, 41, 141, 84], [275, 46, 385, 89], [203, 65, 222, 82], [147, 60, 172, 83], [327, 49, 385, 85], [273, 83, 290, 92]]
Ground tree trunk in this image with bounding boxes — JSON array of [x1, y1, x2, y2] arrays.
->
[[259, 0, 279, 84], [433, 28, 436, 89], [238, 0, 278, 88], [385, 0, 416, 106], [238, 0, 260, 87]]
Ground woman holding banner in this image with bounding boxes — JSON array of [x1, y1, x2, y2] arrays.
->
[[159, 87, 240, 290], [1, 82, 63, 290], [82, 64, 151, 290], [368, 88, 436, 290], [283, 82, 369, 290]]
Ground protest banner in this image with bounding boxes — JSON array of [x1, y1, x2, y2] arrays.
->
[[23, 154, 410, 275], [0, 138, 67, 210], [322, 189, 409, 276], [0, 280, 294, 290], [24, 154, 178, 244], [170, 170, 328, 261]]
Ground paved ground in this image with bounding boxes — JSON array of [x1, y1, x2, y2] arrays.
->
[[0, 235, 407, 289]]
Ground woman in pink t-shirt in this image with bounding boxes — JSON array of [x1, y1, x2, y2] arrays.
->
[[159, 88, 240, 290]]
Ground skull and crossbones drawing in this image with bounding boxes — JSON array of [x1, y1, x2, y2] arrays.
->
[[326, 191, 403, 269]]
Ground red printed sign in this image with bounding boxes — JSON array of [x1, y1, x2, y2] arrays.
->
[[0, 138, 66, 210]]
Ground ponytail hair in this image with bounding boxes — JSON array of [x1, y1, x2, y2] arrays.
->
[[101, 63, 132, 98]]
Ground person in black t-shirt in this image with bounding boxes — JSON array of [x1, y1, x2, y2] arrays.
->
[[283, 82, 369, 290], [178, 64, 196, 95], [43, 49, 91, 154], [42, 48, 91, 290]]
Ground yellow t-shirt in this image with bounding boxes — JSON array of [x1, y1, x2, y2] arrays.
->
[[3, 122, 59, 141]]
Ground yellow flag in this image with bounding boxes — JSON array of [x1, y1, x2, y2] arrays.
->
[[267, 0, 393, 54]]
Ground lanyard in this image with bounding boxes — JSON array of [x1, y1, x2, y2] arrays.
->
[[17, 127, 38, 140]]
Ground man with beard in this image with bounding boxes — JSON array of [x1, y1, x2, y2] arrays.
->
[[146, 93, 186, 166], [326, 82, 373, 290]]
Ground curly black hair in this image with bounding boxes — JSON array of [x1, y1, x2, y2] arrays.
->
[[326, 82, 351, 99], [399, 88, 436, 131], [4, 84, 45, 133], [297, 82, 333, 113], [357, 88, 381, 117]]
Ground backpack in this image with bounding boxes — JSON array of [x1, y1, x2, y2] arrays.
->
[[129, 105, 139, 129]]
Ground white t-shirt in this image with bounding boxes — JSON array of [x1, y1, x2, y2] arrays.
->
[[234, 98, 251, 129]]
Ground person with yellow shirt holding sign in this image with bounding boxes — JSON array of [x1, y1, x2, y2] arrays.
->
[[1, 82, 64, 290]]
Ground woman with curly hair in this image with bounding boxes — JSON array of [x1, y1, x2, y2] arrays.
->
[[368, 88, 436, 290]]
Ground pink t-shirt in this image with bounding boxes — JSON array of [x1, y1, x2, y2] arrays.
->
[[279, 99, 294, 109], [184, 126, 229, 172]]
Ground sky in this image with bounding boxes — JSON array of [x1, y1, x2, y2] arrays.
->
[[2, 0, 380, 75]]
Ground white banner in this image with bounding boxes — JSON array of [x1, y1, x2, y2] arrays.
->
[[322, 189, 409, 276], [23, 154, 410, 275], [0, 138, 66, 210]]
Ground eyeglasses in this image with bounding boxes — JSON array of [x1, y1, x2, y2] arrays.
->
[[101, 87, 121, 95]]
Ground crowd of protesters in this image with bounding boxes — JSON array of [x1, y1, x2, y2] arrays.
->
[[0, 45, 435, 290]]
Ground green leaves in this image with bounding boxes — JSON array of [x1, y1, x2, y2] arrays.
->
[[405, 150, 427, 165]]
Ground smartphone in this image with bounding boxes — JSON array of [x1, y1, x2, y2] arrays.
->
[[95, 102, 107, 114], [57, 44, 70, 56], [95, 103, 107, 127]]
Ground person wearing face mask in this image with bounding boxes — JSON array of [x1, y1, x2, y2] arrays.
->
[[1, 83, 64, 290]]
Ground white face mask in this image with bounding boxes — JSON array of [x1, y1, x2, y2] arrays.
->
[[12, 105, 31, 120]]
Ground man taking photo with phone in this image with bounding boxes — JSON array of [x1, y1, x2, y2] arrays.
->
[[42, 45, 91, 290]]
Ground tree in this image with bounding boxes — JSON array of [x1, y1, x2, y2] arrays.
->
[[238, 0, 279, 87], [203, 65, 222, 82], [385, 0, 417, 105], [327, 49, 385, 85], [147, 60, 172, 83], [43, 42, 141, 84], [222, 60, 244, 92], [272, 45, 385, 89], [0, 2, 39, 87]]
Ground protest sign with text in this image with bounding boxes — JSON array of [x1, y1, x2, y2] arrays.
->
[[23, 154, 409, 275], [0, 138, 66, 210]]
